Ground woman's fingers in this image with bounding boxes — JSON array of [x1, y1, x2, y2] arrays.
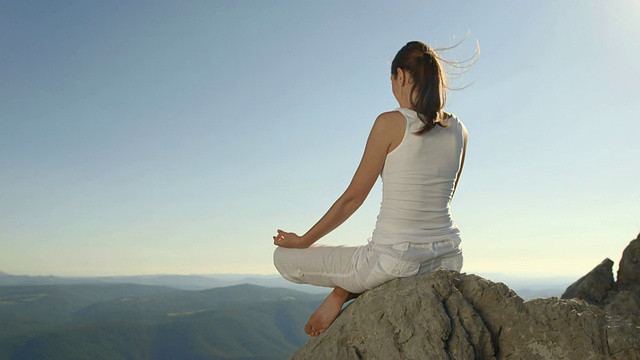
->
[[273, 230, 303, 248], [273, 230, 286, 246], [275, 229, 287, 240]]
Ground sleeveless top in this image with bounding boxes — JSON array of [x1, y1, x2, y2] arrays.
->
[[371, 107, 466, 245]]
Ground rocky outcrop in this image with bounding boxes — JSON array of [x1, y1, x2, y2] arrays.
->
[[562, 233, 640, 326], [617, 234, 640, 293], [561, 258, 614, 306], [291, 270, 640, 360]]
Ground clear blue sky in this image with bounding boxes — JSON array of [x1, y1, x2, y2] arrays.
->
[[1, 1, 638, 277]]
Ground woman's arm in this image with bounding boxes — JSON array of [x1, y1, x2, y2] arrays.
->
[[274, 111, 404, 248]]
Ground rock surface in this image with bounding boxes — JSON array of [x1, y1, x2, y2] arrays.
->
[[290, 270, 640, 360], [562, 233, 640, 326]]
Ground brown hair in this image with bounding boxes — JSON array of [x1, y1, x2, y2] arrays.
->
[[391, 40, 478, 134]]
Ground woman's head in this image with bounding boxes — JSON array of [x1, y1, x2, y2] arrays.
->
[[391, 41, 448, 133]]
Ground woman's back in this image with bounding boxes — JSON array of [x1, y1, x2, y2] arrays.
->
[[273, 40, 476, 338], [372, 107, 466, 245]]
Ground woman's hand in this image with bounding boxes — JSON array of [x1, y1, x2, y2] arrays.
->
[[273, 229, 310, 248]]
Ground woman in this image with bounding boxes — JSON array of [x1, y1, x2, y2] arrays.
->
[[272, 41, 469, 337]]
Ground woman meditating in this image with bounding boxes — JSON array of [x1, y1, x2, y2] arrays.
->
[[273, 40, 469, 337]]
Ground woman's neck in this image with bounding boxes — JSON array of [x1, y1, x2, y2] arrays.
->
[[397, 101, 414, 110]]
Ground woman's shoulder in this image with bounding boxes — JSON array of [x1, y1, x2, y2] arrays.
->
[[378, 109, 406, 118], [369, 110, 406, 144], [374, 110, 406, 127]]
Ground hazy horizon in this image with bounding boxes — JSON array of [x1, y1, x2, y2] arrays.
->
[[0, 269, 595, 283], [0, 269, 579, 298], [2, 1, 639, 278]]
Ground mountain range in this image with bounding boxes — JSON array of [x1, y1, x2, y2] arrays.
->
[[0, 281, 325, 360], [0, 271, 577, 359], [0, 272, 330, 294], [0, 271, 574, 299]]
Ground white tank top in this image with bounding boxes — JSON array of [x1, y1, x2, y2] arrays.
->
[[371, 107, 466, 245]]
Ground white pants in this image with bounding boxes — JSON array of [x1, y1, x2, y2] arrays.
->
[[273, 237, 463, 294]]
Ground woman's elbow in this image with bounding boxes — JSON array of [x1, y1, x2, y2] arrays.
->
[[341, 191, 367, 208]]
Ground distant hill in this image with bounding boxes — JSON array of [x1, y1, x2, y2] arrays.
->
[[74, 284, 323, 324], [0, 282, 325, 360], [0, 272, 330, 293], [0, 283, 179, 340]]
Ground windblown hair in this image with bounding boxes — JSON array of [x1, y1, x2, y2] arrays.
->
[[391, 39, 479, 134]]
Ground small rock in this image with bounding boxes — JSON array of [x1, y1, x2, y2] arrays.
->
[[561, 258, 614, 306]]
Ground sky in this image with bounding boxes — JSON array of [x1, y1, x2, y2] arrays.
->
[[1, 1, 638, 278]]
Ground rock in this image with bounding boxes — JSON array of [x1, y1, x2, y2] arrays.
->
[[562, 233, 640, 326], [561, 258, 614, 306], [605, 291, 640, 326], [617, 234, 640, 293], [290, 270, 640, 360]]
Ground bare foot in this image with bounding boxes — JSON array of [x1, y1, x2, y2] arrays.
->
[[305, 287, 357, 337]]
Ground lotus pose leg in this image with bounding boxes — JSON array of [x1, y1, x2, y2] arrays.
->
[[305, 286, 358, 337]]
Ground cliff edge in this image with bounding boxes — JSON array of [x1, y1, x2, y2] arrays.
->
[[291, 241, 640, 359], [562, 233, 640, 326]]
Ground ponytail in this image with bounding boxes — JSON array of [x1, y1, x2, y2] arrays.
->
[[413, 50, 447, 134], [391, 41, 452, 134]]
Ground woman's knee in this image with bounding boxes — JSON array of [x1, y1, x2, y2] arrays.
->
[[273, 247, 286, 275], [273, 247, 307, 285], [273, 247, 299, 278]]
